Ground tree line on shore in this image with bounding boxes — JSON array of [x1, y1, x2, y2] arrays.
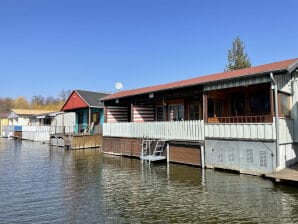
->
[[0, 90, 71, 114]]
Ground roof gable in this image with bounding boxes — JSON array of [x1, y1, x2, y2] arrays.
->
[[61, 91, 88, 111], [103, 58, 298, 101]]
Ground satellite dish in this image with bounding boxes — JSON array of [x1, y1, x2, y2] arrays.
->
[[115, 82, 123, 91]]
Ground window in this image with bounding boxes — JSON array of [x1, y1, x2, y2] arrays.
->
[[280, 93, 290, 117], [250, 92, 270, 114], [231, 93, 244, 116], [208, 100, 223, 118], [168, 104, 184, 121], [189, 103, 200, 120]]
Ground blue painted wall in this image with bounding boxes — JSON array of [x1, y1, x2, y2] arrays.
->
[[74, 108, 104, 134]]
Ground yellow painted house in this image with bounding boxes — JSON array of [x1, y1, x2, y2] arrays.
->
[[0, 116, 8, 136], [7, 109, 54, 126]]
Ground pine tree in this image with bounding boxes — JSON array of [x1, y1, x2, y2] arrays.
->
[[225, 36, 251, 71]]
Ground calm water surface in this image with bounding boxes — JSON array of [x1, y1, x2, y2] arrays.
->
[[0, 138, 298, 223]]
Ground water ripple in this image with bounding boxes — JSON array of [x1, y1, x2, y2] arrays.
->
[[0, 138, 298, 223]]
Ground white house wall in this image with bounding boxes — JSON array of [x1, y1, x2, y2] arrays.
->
[[291, 78, 298, 142], [276, 73, 292, 94], [51, 112, 75, 128], [279, 143, 298, 169], [205, 139, 276, 175]]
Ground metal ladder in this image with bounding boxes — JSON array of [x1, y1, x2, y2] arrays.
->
[[141, 138, 153, 158], [152, 140, 166, 156]]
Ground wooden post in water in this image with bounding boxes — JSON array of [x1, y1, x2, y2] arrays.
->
[[201, 145, 205, 168], [166, 143, 170, 164]]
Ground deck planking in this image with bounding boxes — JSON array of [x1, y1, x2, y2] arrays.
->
[[265, 163, 298, 183]]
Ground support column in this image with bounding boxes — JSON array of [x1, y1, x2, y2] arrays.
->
[[203, 92, 208, 122], [88, 108, 91, 132]]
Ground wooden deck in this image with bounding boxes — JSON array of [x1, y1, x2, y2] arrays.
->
[[50, 134, 102, 149], [265, 164, 298, 183]]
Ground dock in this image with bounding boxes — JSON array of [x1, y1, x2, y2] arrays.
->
[[265, 163, 298, 183], [140, 155, 166, 163], [50, 134, 102, 149]]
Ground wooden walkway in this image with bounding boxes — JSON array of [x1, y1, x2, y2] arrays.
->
[[265, 163, 298, 183]]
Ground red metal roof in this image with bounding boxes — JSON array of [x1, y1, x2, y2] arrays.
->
[[103, 58, 298, 101]]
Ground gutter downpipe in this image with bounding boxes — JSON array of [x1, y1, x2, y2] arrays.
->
[[270, 72, 280, 170]]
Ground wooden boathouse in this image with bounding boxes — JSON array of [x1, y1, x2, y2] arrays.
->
[[101, 58, 298, 175], [50, 90, 109, 149]]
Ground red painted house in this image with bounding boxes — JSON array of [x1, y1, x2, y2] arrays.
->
[[61, 90, 109, 134]]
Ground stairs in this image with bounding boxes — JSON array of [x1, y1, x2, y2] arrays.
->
[[141, 138, 167, 163]]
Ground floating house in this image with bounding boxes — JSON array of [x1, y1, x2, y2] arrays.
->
[[6, 109, 54, 139], [50, 90, 109, 149], [61, 90, 109, 134], [101, 58, 298, 175]]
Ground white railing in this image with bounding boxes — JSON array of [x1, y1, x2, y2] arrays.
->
[[205, 122, 276, 140], [49, 126, 74, 134], [22, 126, 74, 142], [103, 120, 205, 141], [104, 121, 279, 141], [279, 118, 294, 144], [22, 126, 51, 142]]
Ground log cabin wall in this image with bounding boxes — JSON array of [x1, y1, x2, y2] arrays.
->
[[106, 106, 129, 123], [132, 105, 155, 122]]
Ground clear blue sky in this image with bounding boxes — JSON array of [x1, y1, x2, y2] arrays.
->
[[0, 0, 297, 100]]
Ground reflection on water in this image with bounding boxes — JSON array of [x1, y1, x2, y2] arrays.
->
[[0, 138, 298, 223]]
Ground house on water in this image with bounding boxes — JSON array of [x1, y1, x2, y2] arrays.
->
[[61, 90, 109, 134], [5, 109, 54, 139], [101, 58, 298, 175]]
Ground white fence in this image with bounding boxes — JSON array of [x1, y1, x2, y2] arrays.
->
[[22, 126, 51, 142], [205, 122, 276, 140], [103, 121, 281, 141], [103, 120, 205, 141], [22, 126, 75, 143], [49, 126, 74, 134]]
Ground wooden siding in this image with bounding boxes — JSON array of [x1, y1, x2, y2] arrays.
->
[[203, 76, 271, 91], [276, 73, 292, 94], [103, 120, 205, 141], [169, 144, 201, 166], [106, 106, 129, 123], [132, 106, 154, 122], [14, 131, 22, 139], [71, 134, 102, 149], [103, 137, 142, 157]]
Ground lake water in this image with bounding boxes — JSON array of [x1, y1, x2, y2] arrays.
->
[[0, 138, 298, 223]]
